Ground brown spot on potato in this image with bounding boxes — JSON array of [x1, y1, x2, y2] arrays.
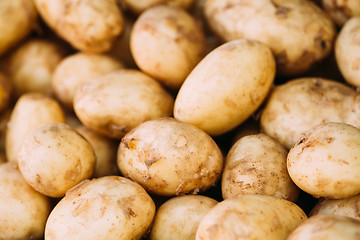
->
[[123, 208, 136, 219], [314, 32, 328, 50], [144, 158, 159, 168], [275, 51, 288, 65]]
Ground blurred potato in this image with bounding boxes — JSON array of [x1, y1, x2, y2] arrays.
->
[[0, 73, 11, 112], [322, 0, 360, 26]]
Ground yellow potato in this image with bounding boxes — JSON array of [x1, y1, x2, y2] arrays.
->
[[18, 122, 96, 198], [322, 0, 360, 26], [174, 39, 275, 136], [117, 117, 223, 196], [120, 0, 194, 15], [45, 176, 155, 240]]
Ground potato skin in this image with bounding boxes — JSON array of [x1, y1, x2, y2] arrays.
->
[[117, 117, 223, 196], [174, 39, 275, 136], [287, 122, 360, 199], [18, 122, 96, 198], [322, 0, 360, 26], [335, 17, 360, 87], [120, 0, 194, 15], [0, 0, 38, 56], [204, 0, 336, 76], [45, 176, 155, 240], [0, 73, 11, 112], [0, 163, 51, 240], [195, 195, 307, 240], [222, 134, 299, 202], [34, 0, 124, 53], [150, 195, 218, 240], [130, 5, 206, 89], [287, 215, 360, 240], [74, 69, 174, 139], [260, 77, 360, 149]]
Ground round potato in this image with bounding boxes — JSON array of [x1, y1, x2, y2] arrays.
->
[[117, 117, 223, 196], [196, 195, 307, 240], [222, 133, 299, 202], [18, 122, 96, 198], [204, 0, 336, 76], [45, 176, 155, 240], [52, 52, 124, 109], [1, 38, 68, 97], [34, 0, 124, 53], [287, 215, 360, 240], [74, 69, 174, 139], [130, 5, 206, 89], [335, 17, 360, 87], [0, 162, 51, 240], [322, 0, 360, 26], [75, 125, 119, 178], [0, 0, 38, 56], [150, 195, 218, 240], [120, 0, 194, 15], [174, 39, 275, 136], [310, 194, 360, 220], [287, 122, 360, 199], [260, 77, 360, 149], [0, 73, 11, 112], [5, 93, 65, 163]]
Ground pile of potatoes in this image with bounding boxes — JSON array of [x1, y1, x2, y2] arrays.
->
[[1, 0, 360, 239]]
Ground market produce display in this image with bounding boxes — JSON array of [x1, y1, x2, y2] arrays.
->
[[1, 0, 360, 239]]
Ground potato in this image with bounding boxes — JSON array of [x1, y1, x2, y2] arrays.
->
[[260, 77, 360, 149], [130, 5, 206, 89], [0, 162, 51, 240], [120, 0, 195, 15], [322, 0, 360, 26], [174, 39, 275, 136], [335, 17, 360, 87], [75, 125, 119, 178], [287, 122, 360, 199], [222, 134, 299, 202], [5, 93, 65, 163], [52, 52, 124, 109], [0, 73, 11, 112], [310, 194, 360, 220], [196, 195, 307, 240], [204, 0, 336, 76], [0, 108, 11, 154], [74, 69, 174, 139], [18, 122, 96, 198], [117, 117, 223, 196], [1, 38, 68, 97], [150, 195, 218, 240], [0, 0, 38, 56], [45, 176, 155, 240], [34, 0, 124, 53], [287, 214, 360, 240]]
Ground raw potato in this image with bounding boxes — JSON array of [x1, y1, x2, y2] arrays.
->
[[222, 134, 299, 202], [52, 52, 124, 109], [335, 17, 360, 87], [174, 39, 275, 136], [45, 176, 155, 240], [287, 215, 360, 240], [310, 194, 360, 220], [0, 163, 51, 240], [117, 117, 223, 196], [0, 0, 38, 56], [74, 69, 174, 139], [5, 93, 65, 163], [0, 73, 11, 112], [120, 0, 195, 15], [260, 78, 360, 149], [34, 0, 124, 53], [204, 0, 336, 76], [1, 38, 68, 97], [322, 0, 360, 26], [0, 109, 11, 153], [195, 195, 307, 240], [287, 122, 360, 199], [150, 195, 218, 240], [131, 5, 206, 89], [75, 125, 119, 178], [18, 122, 96, 198]]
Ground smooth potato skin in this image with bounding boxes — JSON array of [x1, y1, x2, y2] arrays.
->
[[287, 122, 360, 199], [195, 195, 307, 240], [45, 176, 155, 240], [174, 39, 275, 136], [117, 117, 223, 196]]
